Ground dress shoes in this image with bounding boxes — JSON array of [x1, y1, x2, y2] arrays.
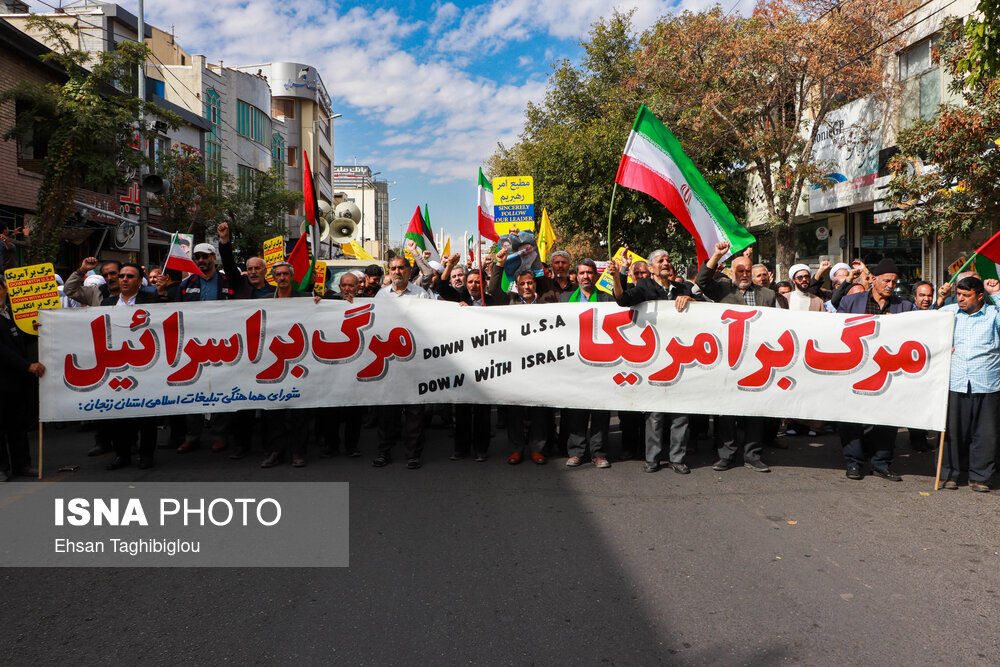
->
[[744, 459, 771, 473], [406, 458, 422, 469], [940, 479, 958, 490], [507, 452, 523, 465], [530, 452, 547, 465], [136, 457, 155, 470], [346, 447, 361, 458], [177, 440, 199, 453], [712, 458, 734, 471], [260, 452, 281, 468], [372, 453, 392, 467], [872, 467, 902, 482], [643, 461, 660, 473], [87, 444, 111, 457], [669, 462, 690, 475], [846, 464, 864, 480], [970, 481, 990, 493], [105, 457, 130, 471]]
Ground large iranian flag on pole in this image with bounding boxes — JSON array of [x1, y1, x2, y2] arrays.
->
[[615, 105, 755, 264], [477, 168, 499, 241], [164, 232, 204, 278]]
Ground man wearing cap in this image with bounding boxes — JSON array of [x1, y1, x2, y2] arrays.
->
[[696, 241, 777, 473], [172, 241, 235, 453], [836, 257, 916, 481], [786, 264, 825, 311]]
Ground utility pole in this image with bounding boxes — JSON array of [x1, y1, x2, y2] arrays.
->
[[137, 0, 149, 269]]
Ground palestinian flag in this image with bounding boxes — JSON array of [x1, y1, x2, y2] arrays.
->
[[615, 105, 755, 264], [164, 232, 204, 278], [973, 230, 1000, 281], [405, 206, 440, 262], [290, 149, 318, 291], [477, 168, 498, 241]]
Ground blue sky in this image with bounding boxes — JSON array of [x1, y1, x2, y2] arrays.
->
[[34, 0, 710, 249]]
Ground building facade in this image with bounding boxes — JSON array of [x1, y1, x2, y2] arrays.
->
[[332, 165, 389, 259]]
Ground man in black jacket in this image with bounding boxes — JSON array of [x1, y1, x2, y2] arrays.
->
[[217, 222, 274, 300], [0, 275, 45, 481], [613, 250, 694, 474], [100, 263, 162, 470]]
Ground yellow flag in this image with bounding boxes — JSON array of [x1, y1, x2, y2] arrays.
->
[[538, 209, 557, 262], [443, 237, 451, 256], [342, 241, 374, 261]]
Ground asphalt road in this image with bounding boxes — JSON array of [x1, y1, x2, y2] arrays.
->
[[2, 415, 999, 665]]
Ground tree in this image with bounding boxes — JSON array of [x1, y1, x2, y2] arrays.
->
[[885, 16, 1000, 241], [1, 16, 178, 264], [152, 144, 223, 238], [956, 0, 1000, 87], [488, 11, 717, 266], [634, 0, 897, 269], [218, 169, 301, 264]]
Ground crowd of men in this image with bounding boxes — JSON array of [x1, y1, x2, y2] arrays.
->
[[3, 223, 999, 494]]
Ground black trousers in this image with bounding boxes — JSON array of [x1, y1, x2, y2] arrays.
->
[[943, 390, 999, 483], [619, 411, 645, 458], [319, 407, 362, 452], [111, 417, 157, 461], [454, 404, 490, 457], [0, 392, 30, 471], [262, 408, 308, 459], [839, 423, 897, 469], [716, 416, 764, 463], [507, 405, 550, 455], [378, 404, 425, 459]]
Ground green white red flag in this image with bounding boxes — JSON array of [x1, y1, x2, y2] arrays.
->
[[973, 230, 1000, 281], [477, 168, 498, 242], [615, 105, 754, 263]]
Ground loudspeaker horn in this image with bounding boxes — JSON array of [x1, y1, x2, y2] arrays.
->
[[141, 174, 166, 194], [330, 201, 361, 244], [300, 217, 331, 242]]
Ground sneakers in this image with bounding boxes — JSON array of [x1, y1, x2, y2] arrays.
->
[[712, 458, 734, 471], [406, 458, 422, 469], [507, 452, 523, 465], [744, 459, 770, 473], [846, 464, 864, 480], [566, 456, 583, 467], [530, 452, 547, 465], [593, 457, 611, 469], [669, 462, 690, 474], [372, 453, 392, 467], [642, 461, 660, 473]]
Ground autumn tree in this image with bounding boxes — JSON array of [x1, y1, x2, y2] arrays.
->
[[634, 0, 898, 269], [218, 168, 301, 264], [152, 144, 222, 237], [885, 15, 1000, 239], [1, 16, 178, 264]]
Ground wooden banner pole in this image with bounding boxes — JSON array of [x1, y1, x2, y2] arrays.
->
[[934, 430, 946, 491], [37, 421, 43, 480]]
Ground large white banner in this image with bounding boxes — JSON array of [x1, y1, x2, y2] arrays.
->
[[39, 300, 954, 430]]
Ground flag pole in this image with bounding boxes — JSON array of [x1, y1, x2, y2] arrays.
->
[[934, 430, 946, 491], [948, 254, 977, 284], [606, 182, 619, 261]]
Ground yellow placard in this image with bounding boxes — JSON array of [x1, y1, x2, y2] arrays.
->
[[5, 263, 61, 335], [595, 265, 616, 296], [263, 236, 284, 286], [492, 176, 535, 235], [313, 262, 326, 296], [948, 256, 968, 276], [612, 247, 649, 284]]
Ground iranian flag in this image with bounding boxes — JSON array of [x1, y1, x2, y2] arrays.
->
[[615, 105, 755, 264], [477, 168, 498, 241], [164, 232, 204, 278], [405, 205, 440, 262]]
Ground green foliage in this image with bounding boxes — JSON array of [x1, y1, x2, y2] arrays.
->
[[955, 0, 1000, 87], [885, 17, 1000, 240], [218, 168, 302, 264], [153, 144, 222, 237], [0, 16, 180, 264]]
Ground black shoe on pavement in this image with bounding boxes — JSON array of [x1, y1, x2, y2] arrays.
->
[[712, 458, 734, 471], [669, 462, 690, 474], [372, 453, 392, 468], [406, 458, 422, 469], [846, 464, 864, 480], [872, 467, 902, 482], [105, 457, 130, 471], [346, 447, 361, 458], [643, 461, 660, 473], [744, 459, 770, 473]]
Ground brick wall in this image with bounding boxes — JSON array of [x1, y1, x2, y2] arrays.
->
[[0, 45, 59, 210]]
